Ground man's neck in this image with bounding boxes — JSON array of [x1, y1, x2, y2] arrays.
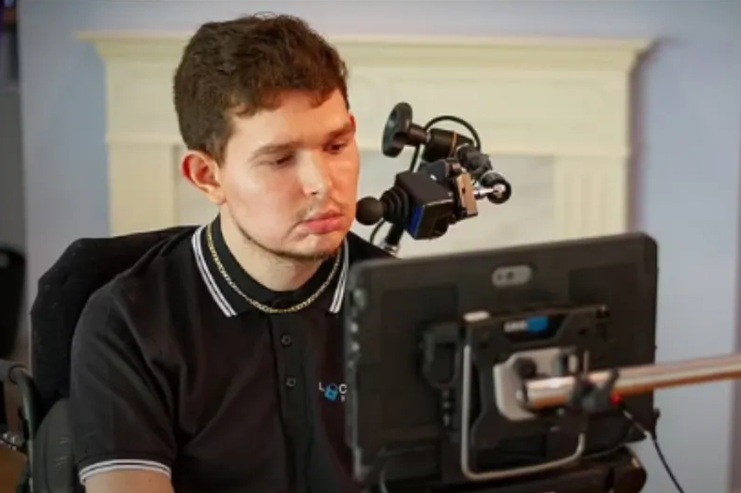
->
[[219, 216, 322, 292]]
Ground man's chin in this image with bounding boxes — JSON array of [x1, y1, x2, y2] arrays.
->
[[285, 231, 347, 263]]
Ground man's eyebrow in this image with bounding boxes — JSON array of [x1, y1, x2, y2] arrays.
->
[[251, 141, 299, 161], [250, 121, 355, 160], [325, 121, 355, 141]]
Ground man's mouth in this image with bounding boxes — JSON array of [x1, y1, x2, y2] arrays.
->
[[306, 211, 342, 222], [302, 211, 345, 234]]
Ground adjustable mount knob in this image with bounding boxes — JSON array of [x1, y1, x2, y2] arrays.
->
[[382, 102, 428, 157]]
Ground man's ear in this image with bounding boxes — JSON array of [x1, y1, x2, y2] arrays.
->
[[181, 150, 225, 205]]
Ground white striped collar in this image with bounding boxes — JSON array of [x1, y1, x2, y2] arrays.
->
[[191, 225, 349, 317]]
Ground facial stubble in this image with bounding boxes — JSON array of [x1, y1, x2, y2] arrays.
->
[[235, 221, 340, 264]]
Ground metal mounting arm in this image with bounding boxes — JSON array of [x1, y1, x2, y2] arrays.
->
[[519, 352, 741, 411], [493, 349, 741, 421]]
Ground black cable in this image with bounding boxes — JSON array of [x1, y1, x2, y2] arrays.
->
[[535, 404, 686, 493], [368, 220, 387, 245], [622, 408, 685, 493], [649, 435, 685, 493], [369, 116, 481, 248]]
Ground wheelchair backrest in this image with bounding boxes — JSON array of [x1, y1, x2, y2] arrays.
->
[[30, 226, 196, 415]]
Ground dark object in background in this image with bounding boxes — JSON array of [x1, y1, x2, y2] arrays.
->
[[2, 0, 18, 30], [1, 0, 20, 84], [0, 245, 24, 431], [0, 246, 24, 359]]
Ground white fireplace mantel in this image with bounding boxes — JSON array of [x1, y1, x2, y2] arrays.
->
[[77, 31, 651, 245]]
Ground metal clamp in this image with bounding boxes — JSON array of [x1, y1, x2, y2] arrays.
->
[[459, 344, 586, 482]]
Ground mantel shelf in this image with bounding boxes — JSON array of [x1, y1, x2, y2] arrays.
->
[[77, 31, 652, 72]]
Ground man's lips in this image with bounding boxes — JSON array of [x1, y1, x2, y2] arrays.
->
[[302, 212, 344, 234], [305, 211, 342, 222]]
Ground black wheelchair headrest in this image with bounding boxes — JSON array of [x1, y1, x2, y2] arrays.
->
[[30, 226, 195, 415]]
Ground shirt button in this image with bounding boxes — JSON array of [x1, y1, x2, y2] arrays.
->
[[285, 377, 297, 388], [280, 334, 292, 346]]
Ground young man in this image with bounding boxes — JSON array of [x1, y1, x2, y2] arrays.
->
[[69, 14, 389, 493]]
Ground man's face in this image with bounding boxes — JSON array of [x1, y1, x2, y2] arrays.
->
[[217, 89, 359, 261]]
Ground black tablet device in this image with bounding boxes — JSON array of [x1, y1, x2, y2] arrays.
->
[[343, 232, 658, 490]]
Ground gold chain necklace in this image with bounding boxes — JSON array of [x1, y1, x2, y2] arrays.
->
[[206, 222, 342, 314]]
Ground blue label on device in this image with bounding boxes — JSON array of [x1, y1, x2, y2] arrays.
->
[[527, 316, 549, 333], [503, 316, 550, 334], [409, 206, 424, 236]]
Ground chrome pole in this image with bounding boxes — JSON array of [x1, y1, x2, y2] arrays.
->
[[521, 353, 741, 410]]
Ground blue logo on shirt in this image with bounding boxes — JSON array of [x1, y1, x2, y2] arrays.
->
[[325, 384, 339, 401], [319, 382, 347, 403]]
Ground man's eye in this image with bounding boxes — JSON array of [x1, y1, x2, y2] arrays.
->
[[273, 155, 294, 166], [326, 142, 348, 154]]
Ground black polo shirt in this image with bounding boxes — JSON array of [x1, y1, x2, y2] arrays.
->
[[69, 217, 390, 493]]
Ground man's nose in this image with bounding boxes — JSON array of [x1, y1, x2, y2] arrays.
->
[[299, 152, 332, 197]]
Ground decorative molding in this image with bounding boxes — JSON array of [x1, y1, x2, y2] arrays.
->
[[77, 31, 649, 71], [78, 30, 651, 242]]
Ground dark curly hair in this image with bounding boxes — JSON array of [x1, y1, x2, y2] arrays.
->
[[173, 13, 349, 163]]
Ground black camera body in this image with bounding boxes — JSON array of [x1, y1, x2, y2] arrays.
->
[[383, 169, 455, 241]]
